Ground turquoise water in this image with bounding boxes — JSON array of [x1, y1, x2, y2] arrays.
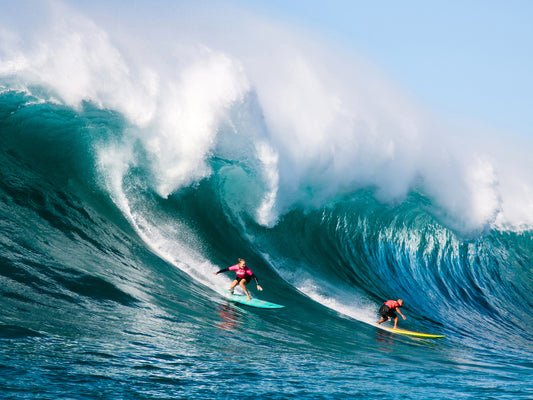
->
[[0, 90, 531, 400], [1, 2, 533, 398]]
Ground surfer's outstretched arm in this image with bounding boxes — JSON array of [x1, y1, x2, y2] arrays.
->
[[213, 268, 229, 275]]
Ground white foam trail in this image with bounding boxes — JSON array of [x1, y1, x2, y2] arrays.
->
[[267, 257, 378, 324], [254, 141, 280, 227], [96, 143, 234, 294]]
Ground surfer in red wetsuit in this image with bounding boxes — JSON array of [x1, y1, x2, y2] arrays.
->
[[214, 258, 262, 301], [377, 299, 406, 329]]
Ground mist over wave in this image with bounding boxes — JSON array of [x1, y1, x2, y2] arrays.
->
[[1, 0, 532, 236]]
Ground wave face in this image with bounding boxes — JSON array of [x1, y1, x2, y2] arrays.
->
[[1, 2, 532, 399]]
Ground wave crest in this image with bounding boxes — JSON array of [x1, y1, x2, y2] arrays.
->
[[1, 1, 532, 233]]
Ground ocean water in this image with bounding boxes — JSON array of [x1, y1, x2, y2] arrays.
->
[[1, 2, 532, 399]]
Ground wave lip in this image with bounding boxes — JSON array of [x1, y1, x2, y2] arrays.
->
[[2, 1, 533, 234]]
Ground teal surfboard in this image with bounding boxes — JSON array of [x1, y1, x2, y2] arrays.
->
[[219, 291, 284, 309]]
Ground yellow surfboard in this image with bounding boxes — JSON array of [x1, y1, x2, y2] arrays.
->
[[381, 327, 445, 339]]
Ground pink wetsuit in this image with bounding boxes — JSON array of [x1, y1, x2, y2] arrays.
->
[[217, 264, 259, 284], [228, 264, 254, 279], [384, 300, 400, 310]]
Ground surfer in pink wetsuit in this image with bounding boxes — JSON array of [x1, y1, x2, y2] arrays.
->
[[377, 299, 406, 329], [214, 258, 262, 301]]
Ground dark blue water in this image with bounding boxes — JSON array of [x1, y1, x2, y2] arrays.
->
[[1, 3, 533, 399]]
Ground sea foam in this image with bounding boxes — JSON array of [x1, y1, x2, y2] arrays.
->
[[1, 0, 532, 233]]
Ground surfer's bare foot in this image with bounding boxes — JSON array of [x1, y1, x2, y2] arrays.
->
[[246, 297, 251, 301]]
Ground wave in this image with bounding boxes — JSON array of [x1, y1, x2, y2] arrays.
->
[[2, 1, 533, 235], [0, 1, 532, 360]]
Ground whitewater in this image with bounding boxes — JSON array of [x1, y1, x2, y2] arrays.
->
[[0, 1, 532, 399]]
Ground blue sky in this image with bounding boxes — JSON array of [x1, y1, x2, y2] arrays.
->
[[231, 0, 533, 138], [11, 0, 532, 138]]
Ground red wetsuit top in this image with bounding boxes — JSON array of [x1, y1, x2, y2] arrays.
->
[[228, 264, 254, 279], [217, 264, 259, 283], [384, 300, 400, 310]]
